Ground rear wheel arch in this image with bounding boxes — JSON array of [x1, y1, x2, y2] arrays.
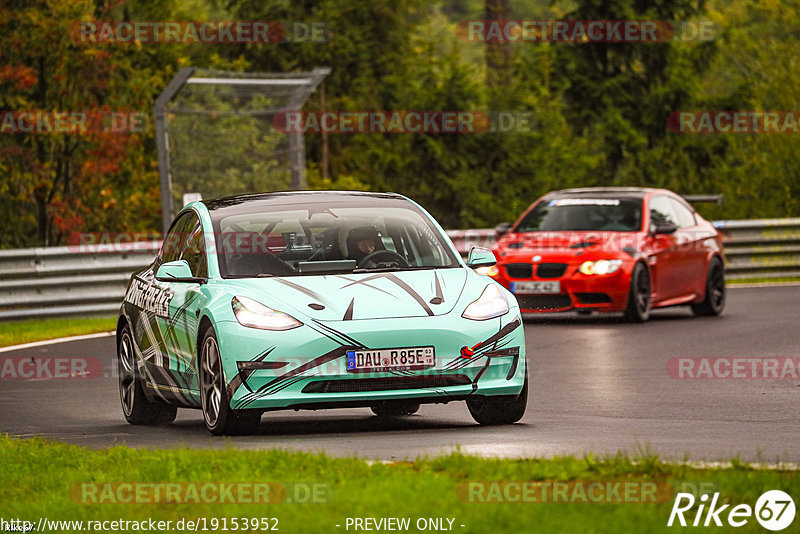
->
[[116, 315, 129, 347]]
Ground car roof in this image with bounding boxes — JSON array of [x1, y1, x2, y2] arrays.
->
[[202, 190, 406, 212], [543, 187, 665, 199]]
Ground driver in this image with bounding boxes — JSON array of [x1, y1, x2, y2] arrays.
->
[[346, 226, 383, 264]]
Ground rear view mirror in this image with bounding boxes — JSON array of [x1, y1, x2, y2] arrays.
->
[[650, 222, 678, 236], [156, 260, 205, 283], [466, 247, 497, 268]]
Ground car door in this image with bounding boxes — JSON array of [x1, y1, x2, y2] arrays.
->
[[646, 195, 682, 302], [158, 211, 209, 401], [669, 197, 710, 297]]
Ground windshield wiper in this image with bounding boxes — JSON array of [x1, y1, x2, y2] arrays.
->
[[352, 266, 405, 273], [352, 265, 449, 273]]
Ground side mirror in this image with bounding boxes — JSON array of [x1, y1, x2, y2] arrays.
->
[[650, 222, 678, 236], [156, 260, 205, 283], [494, 222, 513, 241], [466, 246, 497, 268]]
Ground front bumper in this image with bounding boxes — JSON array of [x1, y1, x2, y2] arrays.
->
[[215, 311, 526, 411], [494, 261, 634, 313]]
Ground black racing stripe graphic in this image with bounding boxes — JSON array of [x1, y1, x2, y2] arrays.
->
[[432, 272, 444, 303], [472, 358, 492, 391], [335, 275, 398, 299], [382, 273, 434, 316], [253, 345, 354, 395], [480, 317, 521, 348], [445, 339, 514, 371], [237, 372, 315, 408], [340, 273, 434, 316], [150, 290, 199, 375], [310, 320, 367, 349], [443, 318, 521, 370], [506, 353, 519, 380], [274, 278, 332, 306], [228, 348, 275, 397], [143, 361, 193, 405], [343, 298, 355, 321]]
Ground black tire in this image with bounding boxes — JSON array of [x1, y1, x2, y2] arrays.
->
[[691, 257, 726, 317], [370, 401, 421, 417], [117, 324, 177, 425], [466, 373, 528, 425], [199, 325, 261, 435], [623, 262, 651, 323]]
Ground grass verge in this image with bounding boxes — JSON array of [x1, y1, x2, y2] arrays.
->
[[727, 276, 800, 285], [1, 436, 797, 533], [0, 317, 115, 348]]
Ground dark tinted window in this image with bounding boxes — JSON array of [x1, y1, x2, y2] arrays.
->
[[181, 219, 208, 278], [160, 212, 195, 264], [516, 197, 643, 232]]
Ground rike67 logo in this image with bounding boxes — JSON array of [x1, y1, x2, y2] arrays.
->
[[668, 490, 796, 531]]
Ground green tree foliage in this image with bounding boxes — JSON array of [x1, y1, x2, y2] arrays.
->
[[0, 0, 798, 247]]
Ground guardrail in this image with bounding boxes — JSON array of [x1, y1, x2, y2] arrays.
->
[[449, 219, 800, 281], [0, 243, 159, 321], [1, 218, 798, 321]]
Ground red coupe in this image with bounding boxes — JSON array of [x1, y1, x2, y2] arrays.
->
[[482, 187, 726, 321]]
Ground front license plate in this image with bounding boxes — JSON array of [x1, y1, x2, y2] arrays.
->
[[510, 281, 561, 294], [346, 347, 435, 372]]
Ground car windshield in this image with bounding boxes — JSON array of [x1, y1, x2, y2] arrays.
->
[[515, 197, 643, 232], [209, 199, 459, 278]]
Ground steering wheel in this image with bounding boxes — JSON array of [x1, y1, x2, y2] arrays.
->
[[357, 250, 410, 269]]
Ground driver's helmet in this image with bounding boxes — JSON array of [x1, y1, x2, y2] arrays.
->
[[346, 225, 383, 262]]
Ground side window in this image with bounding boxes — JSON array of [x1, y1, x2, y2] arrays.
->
[[160, 212, 194, 264], [649, 196, 679, 227], [181, 219, 208, 278], [669, 198, 697, 228]]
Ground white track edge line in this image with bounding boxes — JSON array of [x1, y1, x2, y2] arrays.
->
[[0, 331, 115, 353]]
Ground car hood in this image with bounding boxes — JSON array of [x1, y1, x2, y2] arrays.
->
[[223, 268, 468, 321], [497, 231, 643, 257]]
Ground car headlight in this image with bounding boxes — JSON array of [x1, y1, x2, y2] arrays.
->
[[231, 296, 302, 330], [579, 259, 623, 275], [462, 284, 509, 321], [474, 265, 499, 277]]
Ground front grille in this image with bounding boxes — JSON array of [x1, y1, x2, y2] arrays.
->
[[536, 263, 568, 278], [505, 263, 532, 278], [575, 292, 612, 304], [301, 374, 472, 393], [516, 294, 572, 310]]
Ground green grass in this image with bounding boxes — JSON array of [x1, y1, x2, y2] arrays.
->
[[1, 437, 797, 533], [0, 317, 116, 348], [727, 276, 800, 285]]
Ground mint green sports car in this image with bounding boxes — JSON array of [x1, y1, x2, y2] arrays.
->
[[117, 191, 527, 434]]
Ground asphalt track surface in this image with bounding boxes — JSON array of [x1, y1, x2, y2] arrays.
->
[[1, 285, 798, 462]]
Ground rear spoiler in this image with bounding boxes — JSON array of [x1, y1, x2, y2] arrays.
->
[[681, 194, 723, 205]]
